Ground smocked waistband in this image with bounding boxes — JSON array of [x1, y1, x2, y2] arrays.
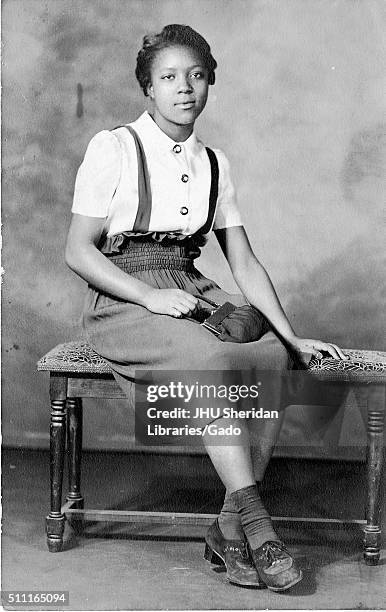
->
[[107, 240, 196, 273]]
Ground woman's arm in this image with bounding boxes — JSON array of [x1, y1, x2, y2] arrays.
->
[[215, 225, 347, 361], [65, 213, 198, 317]]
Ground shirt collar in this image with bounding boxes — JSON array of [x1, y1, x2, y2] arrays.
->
[[131, 111, 202, 156]]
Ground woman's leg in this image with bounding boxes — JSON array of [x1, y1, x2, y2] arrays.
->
[[218, 415, 284, 539], [217, 332, 289, 537], [202, 415, 302, 591], [202, 417, 279, 546]]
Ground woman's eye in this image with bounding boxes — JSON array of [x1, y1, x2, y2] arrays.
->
[[161, 74, 174, 80], [191, 72, 204, 79]]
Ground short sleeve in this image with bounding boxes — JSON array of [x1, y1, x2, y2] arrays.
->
[[212, 149, 243, 230], [71, 130, 121, 218]]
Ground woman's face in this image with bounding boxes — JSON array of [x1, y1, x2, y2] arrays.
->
[[148, 45, 209, 139]]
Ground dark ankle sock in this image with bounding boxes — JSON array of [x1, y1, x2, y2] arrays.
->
[[218, 491, 244, 540], [230, 484, 279, 550]]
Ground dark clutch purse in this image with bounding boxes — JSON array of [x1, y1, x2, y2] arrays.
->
[[194, 295, 270, 343]]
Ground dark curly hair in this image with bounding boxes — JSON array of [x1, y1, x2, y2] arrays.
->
[[135, 24, 217, 96]]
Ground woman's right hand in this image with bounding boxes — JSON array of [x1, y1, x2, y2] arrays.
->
[[143, 288, 199, 318]]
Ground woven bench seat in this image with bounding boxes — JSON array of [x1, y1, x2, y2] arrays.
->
[[38, 340, 113, 375], [38, 340, 386, 565], [37, 340, 386, 380]]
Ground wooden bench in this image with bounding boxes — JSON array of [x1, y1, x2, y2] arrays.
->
[[37, 341, 386, 564]]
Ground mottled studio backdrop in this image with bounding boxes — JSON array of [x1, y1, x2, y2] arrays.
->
[[2, 0, 385, 456]]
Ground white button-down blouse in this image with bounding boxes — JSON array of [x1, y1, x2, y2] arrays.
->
[[72, 111, 243, 240]]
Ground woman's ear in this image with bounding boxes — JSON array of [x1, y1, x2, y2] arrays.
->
[[147, 83, 154, 99]]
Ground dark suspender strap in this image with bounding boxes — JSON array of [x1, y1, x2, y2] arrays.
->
[[111, 124, 152, 232], [124, 125, 152, 232], [198, 147, 219, 235]]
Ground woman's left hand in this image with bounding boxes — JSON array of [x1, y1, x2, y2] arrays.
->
[[287, 336, 348, 366]]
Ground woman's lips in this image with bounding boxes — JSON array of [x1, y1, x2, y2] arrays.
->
[[175, 101, 195, 108]]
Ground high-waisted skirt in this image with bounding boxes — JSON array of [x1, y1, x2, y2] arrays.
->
[[82, 237, 291, 432]]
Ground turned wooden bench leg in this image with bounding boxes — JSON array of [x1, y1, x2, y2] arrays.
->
[[66, 398, 84, 534], [363, 384, 385, 565], [46, 375, 67, 552]]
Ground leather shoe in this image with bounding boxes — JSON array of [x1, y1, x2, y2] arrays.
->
[[250, 540, 303, 592], [204, 519, 265, 588]]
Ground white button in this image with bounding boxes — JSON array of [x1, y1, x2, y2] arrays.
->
[[173, 144, 182, 153]]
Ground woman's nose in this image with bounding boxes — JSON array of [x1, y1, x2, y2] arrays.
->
[[177, 76, 193, 93]]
